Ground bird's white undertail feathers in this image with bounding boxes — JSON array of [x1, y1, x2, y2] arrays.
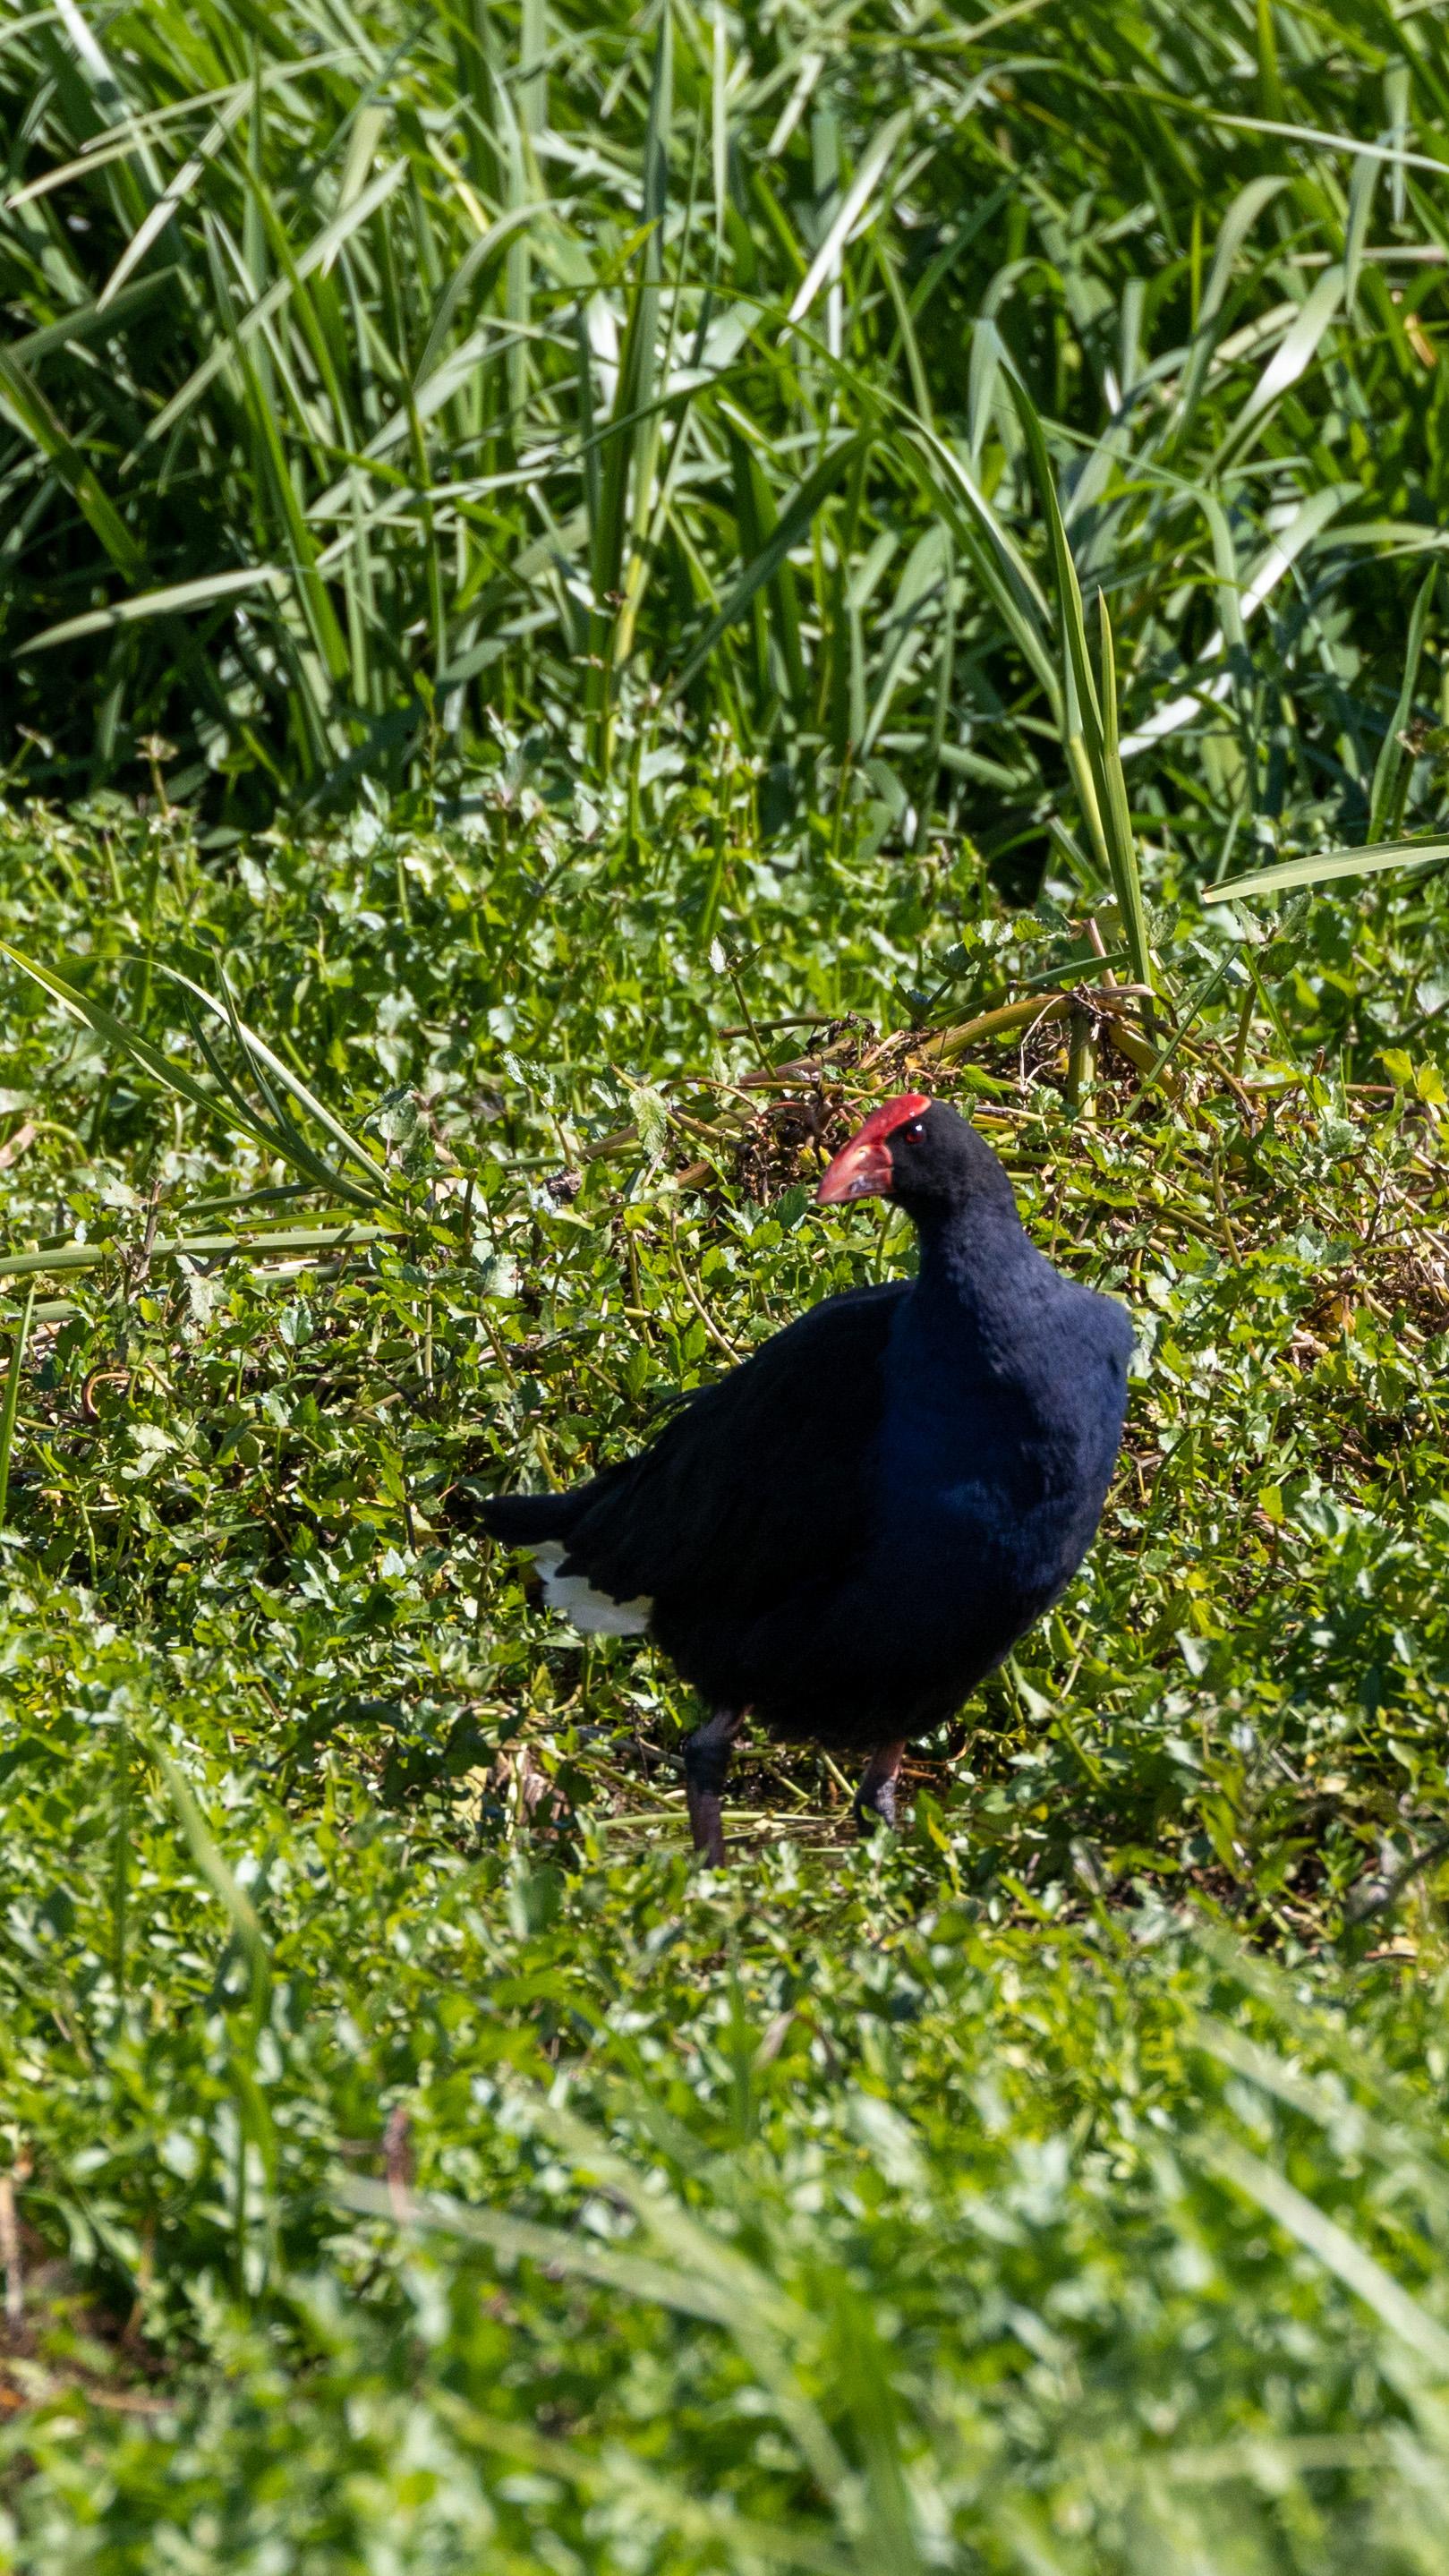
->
[[530, 1540, 652, 1636]]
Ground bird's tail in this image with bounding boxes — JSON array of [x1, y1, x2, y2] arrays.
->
[[474, 1488, 581, 1549]]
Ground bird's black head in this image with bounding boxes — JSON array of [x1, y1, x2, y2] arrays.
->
[[816, 1094, 1018, 1230]]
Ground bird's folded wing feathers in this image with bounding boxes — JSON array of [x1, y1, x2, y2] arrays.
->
[[561, 1281, 905, 1618]]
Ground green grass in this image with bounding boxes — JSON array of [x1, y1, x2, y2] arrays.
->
[[4, 0, 1449, 881], [1, 782, 1449, 2566], [7, 0, 1449, 2562]]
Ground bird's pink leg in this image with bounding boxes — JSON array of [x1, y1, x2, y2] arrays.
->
[[853, 1738, 906, 1833], [683, 1707, 745, 1864]]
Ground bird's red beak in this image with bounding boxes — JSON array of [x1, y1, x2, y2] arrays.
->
[[816, 1093, 932, 1206], [816, 1132, 894, 1204]]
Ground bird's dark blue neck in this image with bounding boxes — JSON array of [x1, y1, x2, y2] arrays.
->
[[900, 1192, 1046, 1363]]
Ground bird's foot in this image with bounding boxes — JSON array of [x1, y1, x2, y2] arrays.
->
[[853, 1738, 906, 1836], [852, 1781, 897, 1833], [683, 1707, 745, 1864], [686, 1789, 728, 1867]]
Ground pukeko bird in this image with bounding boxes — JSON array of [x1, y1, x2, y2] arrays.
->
[[482, 1094, 1132, 1861]]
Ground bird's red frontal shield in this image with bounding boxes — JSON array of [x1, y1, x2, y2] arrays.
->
[[816, 1093, 931, 1204]]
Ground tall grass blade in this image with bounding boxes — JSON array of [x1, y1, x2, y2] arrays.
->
[[0, 940, 277, 1155], [787, 107, 909, 326], [337, 2176, 746, 2326], [1215, 263, 1346, 468], [1119, 487, 1353, 762], [677, 431, 871, 693], [0, 943, 394, 1208], [145, 1736, 271, 2026], [1007, 374, 1154, 999], [1206, 835, 1449, 904], [0, 1223, 398, 1287], [21, 567, 285, 654], [0, 1284, 34, 1528], [1368, 570, 1436, 845], [1197, 2134, 1449, 2377], [431, 2398, 855, 2576], [157, 960, 392, 1201], [586, 4, 672, 772], [142, 158, 409, 449], [1095, 593, 1154, 990]]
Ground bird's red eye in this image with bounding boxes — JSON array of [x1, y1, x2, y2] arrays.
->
[[907, 1119, 925, 1139]]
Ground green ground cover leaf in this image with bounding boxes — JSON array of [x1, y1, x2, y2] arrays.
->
[[0, 770, 1447, 2568]]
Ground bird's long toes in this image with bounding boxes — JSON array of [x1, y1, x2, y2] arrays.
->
[[853, 1787, 898, 1836]]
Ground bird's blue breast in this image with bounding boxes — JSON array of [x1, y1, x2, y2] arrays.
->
[[871, 1271, 1130, 1670]]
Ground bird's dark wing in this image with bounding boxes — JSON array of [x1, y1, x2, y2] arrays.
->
[[560, 1279, 905, 1623]]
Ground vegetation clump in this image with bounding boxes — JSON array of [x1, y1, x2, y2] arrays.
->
[[4, 0, 1449, 2563]]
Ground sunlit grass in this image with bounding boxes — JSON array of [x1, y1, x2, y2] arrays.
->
[[5, 0, 1449, 2563], [2, 0, 1448, 900], [2, 778, 1449, 2566]]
